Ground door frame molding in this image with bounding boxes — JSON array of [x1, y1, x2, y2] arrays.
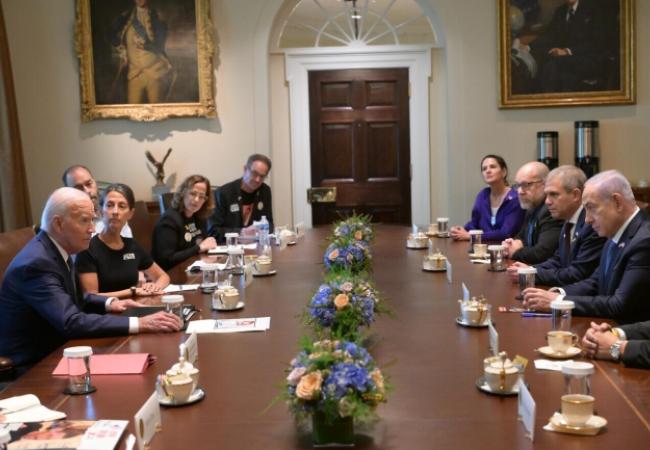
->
[[285, 45, 432, 228]]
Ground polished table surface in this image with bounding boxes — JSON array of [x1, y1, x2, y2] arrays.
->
[[2, 225, 650, 449]]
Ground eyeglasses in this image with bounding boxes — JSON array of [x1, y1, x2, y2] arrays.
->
[[187, 191, 207, 201], [512, 180, 544, 191]]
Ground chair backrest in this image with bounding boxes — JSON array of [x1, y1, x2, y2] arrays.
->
[[0, 227, 35, 284], [130, 201, 155, 255], [158, 192, 174, 214]]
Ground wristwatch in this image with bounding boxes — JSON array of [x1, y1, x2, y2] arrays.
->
[[609, 340, 623, 361]]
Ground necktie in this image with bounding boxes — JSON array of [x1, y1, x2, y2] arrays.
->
[[600, 240, 618, 294], [562, 222, 574, 265], [66, 256, 81, 307], [526, 209, 539, 247]]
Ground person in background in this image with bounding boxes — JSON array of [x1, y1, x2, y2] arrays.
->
[[502, 161, 563, 264], [0, 187, 181, 371], [62, 164, 133, 237], [450, 154, 525, 242], [523, 170, 650, 323], [76, 183, 169, 299], [209, 154, 274, 243], [152, 174, 217, 270], [506, 165, 605, 286]]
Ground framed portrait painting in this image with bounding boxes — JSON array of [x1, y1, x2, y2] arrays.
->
[[499, 0, 635, 108], [76, 0, 217, 121]]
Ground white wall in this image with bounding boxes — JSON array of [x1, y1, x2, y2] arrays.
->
[[3, 0, 649, 228]]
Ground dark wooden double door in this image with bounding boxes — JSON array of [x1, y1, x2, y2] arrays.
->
[[309, 68, 411, 225]]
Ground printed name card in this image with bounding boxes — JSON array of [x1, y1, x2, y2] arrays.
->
[[134, 393, 161, 450], [462, 282, 470, 301], [446, 260, 452, 284], [488, 320, 499, 356], [183, 333, 199, 364], [517, 379, 536, 441]]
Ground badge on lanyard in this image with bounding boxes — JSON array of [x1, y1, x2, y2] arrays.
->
[[184, 232, 192, 242], [230, 203, 240, 213], [258, 201, 264, 211]]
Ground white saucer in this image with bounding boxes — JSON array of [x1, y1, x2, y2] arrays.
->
[[422, 266, 446, 272], [545, 412, 607, 436], [475, 376, 520, 396], [425, 232, 438, 237], [468, 253, 489, 259], [158, 388, 205, 407], [212, 301, 245, 311], [536, 345, 582, 359], [456, 316, 489, 328], [253, 269, 277, 277], [406, 243, 428, 249], [287, 241, 297, 246]]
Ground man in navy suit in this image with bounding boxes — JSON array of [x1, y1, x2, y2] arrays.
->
[[523, 170, 650, 323], [0, 188, 181, 371], [506, 165, 605, 286]]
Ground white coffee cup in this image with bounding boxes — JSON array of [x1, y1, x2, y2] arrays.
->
[[213, 288, 240, 309], [254, 256, 273, 274], [561, 394, 595, 426], [484, 365, 519, 392], [547, 330, 578, 353]]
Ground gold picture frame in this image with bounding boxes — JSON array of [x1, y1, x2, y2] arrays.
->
[[499, 0, 635, 108], [75, 0, 217, 121]]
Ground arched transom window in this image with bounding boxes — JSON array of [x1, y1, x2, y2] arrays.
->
[[278, 0, 435, 48]]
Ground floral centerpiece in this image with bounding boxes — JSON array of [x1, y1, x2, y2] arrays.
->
[[284, 339, 387, 445], [323, 239, 372, 274], [332, 214, 374, 243], [307, 274, 387, 340]]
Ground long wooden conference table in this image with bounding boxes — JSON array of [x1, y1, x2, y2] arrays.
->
[[2, 225, 649, 449]]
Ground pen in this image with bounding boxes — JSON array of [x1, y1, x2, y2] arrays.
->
[[521, 312, 552, 318]]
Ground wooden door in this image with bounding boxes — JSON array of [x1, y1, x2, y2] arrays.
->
[[309, 68, 411, 225]]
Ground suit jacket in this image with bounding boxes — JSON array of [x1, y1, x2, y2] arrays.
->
[[0, 232, 129, 368], [565, 212, 650, 323], [511, 203, 563, 264], [619, 320, 650, 369], [534, 209, 606, 286], [208, 178, 274, 243]]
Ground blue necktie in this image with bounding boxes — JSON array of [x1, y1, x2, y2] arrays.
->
[[600, 240, 618, 294]]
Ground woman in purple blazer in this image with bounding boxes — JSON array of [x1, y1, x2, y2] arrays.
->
[[450, 155, 525, 242]]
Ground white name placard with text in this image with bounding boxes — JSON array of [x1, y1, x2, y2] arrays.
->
[[488, 320, 499, 356], [134, 393, 161, 450], [462, 282, 470, 301], [517, 379, 536, 441]]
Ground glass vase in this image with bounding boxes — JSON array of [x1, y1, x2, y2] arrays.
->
[[312, 411, 354, 447]]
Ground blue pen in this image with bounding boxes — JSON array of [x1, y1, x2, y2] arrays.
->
[[521, 312, 552, 318]]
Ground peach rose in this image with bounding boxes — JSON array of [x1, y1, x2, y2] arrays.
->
[[328, 249, 340, 261], [296, 371, 322, 400], [334, 294, 350, 310], [371, 369, 385, 394], [354, 230, 363, 240]]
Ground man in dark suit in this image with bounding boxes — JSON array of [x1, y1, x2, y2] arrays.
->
[[502, 161, 563, 264], [0, 188, 181, 371], [208, 154, 274, 243], [507, 165, 605, 285], [582, 321, 650, 369], [524, 170, 650, 323], [527, 0, 603, 92]]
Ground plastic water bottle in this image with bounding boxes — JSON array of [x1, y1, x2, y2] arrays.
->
[[258, 216, 271, 258]]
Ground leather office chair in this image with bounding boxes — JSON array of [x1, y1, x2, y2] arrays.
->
[[0, 226, 36, 382], [130, 201, 155, 255], [158, 192, 174, 214]]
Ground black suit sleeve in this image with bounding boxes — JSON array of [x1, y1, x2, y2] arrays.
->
[[566, 243, 650, 322], [512, 210, 563, 264]]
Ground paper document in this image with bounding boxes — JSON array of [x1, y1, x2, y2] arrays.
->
[[186, 317, 271, 334], [163, 283, 199, 293], [0, 394, 66, 423]]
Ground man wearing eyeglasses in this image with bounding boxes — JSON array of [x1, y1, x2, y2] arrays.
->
[[502, 161, 563, 264], [209, 154, 274, 243]]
